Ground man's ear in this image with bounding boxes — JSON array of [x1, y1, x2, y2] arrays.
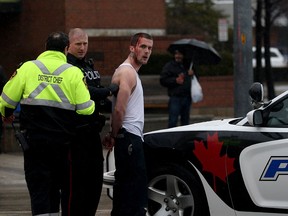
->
[[129, 45, 135, 53], [64, 46, 68, 55]]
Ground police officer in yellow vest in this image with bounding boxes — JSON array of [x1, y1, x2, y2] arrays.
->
[[0, 32, 95, 216]]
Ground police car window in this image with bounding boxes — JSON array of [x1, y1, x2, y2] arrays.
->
[[266, 99, 288, 127], [270, 52, 277, 57]]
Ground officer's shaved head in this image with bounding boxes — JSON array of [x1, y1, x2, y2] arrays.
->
[[68, 28, 87, 39]]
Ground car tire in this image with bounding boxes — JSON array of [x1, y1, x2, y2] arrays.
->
[[147, 162, 209, 216]]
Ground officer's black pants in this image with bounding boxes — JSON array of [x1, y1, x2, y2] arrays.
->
[[111, 130, 147, 216], [67, 129, 104, 216], [24, 132, 70, 216]]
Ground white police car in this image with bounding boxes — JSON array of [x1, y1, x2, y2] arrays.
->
[[104, 82, 288, 216]]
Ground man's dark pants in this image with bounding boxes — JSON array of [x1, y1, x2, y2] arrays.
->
[[111, 130, 147, 216], [168, 96, 191, 128]]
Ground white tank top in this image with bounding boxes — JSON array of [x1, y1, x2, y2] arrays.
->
[[114, 63, 144, 139]]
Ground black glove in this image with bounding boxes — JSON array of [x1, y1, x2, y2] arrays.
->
[[108, 83, 119, 96]]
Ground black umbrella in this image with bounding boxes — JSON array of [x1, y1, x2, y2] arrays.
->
[[168, 38, 221, 65]]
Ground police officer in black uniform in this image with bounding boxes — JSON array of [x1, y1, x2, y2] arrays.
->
[[66, 28, 118, 216]]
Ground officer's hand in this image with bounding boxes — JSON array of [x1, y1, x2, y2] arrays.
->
[[108, 83, 119, 96]]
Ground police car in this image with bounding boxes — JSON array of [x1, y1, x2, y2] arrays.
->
[[104, 82, 288, 216]]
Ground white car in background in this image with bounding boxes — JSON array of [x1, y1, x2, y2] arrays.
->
[[252, 47, 287, 68]]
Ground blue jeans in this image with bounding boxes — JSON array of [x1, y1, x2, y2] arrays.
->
[[168, 96, 192, 128], [111, 129, 147, 216]]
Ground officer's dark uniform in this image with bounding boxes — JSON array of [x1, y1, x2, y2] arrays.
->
[[67, 53, 114, 216]]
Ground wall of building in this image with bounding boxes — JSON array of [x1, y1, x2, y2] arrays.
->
[[0, 0, 166, 77], [0, 0, 66, 75], [65, 0, 166, 34]]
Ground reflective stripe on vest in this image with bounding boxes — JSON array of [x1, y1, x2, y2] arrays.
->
[[20, 60, 76, 110], [1, 92, 19, 107]]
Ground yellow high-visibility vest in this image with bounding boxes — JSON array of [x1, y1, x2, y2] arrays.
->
[[0, 50, 95, 116]]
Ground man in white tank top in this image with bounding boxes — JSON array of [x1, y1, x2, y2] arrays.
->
[[103, 32, 153, 216]]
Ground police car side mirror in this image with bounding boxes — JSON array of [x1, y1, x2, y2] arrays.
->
[[247, 109, 263, 126], [249, 82, 264, 109]]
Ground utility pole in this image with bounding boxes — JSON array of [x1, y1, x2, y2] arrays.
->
[[233, 0, 253, 117]]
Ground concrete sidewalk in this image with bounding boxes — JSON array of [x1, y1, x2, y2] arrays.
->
[[0, 153, 30, 215]]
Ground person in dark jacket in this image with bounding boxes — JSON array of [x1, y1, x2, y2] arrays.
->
[[66, 28, 118, 216], [160, 50, 194, 128]]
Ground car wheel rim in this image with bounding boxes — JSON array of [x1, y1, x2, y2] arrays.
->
[[147, 174, 195, 216]]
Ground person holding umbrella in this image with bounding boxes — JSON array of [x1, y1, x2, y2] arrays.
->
[[160, 49, 194, 128], [161, 38, 221, 128]]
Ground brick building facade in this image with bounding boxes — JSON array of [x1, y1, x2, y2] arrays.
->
[[0, 0, 168, 76]]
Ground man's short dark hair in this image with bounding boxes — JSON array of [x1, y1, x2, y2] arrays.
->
[[45, 32, 69, 52], [130, 32, 153, 47]]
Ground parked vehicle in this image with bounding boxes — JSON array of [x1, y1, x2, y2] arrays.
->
[[252, 46, 287, 68], [104, 82, 288, 216]]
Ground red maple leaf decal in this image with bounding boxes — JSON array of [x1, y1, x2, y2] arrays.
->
[[193, 132, 235, 191]]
